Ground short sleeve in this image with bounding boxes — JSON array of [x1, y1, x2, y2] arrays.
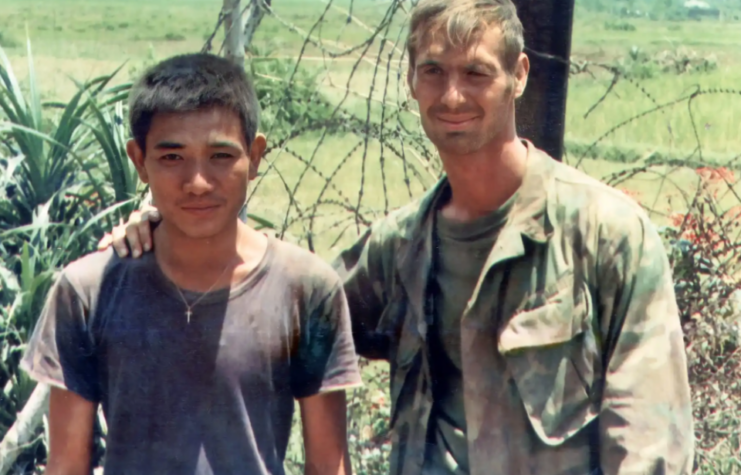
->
[[20, 272, 100, 403], [290, 281, 363, 399]]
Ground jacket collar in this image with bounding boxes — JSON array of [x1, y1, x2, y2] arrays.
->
[[395, 140, 557, 333]]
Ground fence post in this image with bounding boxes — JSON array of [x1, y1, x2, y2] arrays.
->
[[512, 0, 575, 162], [223, 0, 245, 67]]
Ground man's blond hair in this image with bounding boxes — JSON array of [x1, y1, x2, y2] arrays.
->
[[406, 0, 525, 73]]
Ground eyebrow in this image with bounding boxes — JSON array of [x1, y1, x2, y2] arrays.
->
[[153, 140, 243, 150], [210, 140, 243, 149], [417, 59, 440, 68], [153, 141, 184, 150]]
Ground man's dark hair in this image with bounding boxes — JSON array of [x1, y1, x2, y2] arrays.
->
[[128, 53, 260, 151]]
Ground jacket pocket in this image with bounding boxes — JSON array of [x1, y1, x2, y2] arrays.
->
[[498, 273, 600, 446]]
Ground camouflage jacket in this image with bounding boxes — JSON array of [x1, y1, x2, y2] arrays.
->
[[333, 142, 694, 475]]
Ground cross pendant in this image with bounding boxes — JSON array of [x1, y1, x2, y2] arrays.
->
[[186, 309, 192, 324]]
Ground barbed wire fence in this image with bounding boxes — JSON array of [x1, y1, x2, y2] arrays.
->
[[199, 1, 741, 473], [193, 0, 741, 473]]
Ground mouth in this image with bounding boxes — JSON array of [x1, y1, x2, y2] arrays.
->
[[436, 116, 479, 130], [181, 204, 221, 216]]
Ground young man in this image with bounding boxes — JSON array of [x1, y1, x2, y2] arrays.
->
[[22, 53, 362, 475], [102, 1, 695, 474]]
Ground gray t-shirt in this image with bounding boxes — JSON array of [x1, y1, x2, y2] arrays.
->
[[424, 193, 516, 475], [21, 235, 362, 475]]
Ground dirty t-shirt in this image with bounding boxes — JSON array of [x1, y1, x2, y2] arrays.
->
[[423, 193, 515, 475], [21, 235, 362, 475]]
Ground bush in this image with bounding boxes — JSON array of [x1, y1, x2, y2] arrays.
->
[[659, 167, 741, 474], [247, 46, 335, 140], [604, 20, 637, 31], [615, 46, 718, 79], [0, 32, 20, 48], [163, 32, 186, 41]]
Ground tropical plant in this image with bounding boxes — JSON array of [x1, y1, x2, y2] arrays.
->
[[0, 41, 141, 472]]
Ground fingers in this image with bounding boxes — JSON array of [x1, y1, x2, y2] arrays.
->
[[138, 207, 161, 253], [97, 233, 112, 252], [124, 211, 145, 258], [111, 217, 130, 258], [104, 207, 162, 259]]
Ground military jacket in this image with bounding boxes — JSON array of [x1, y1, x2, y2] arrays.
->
[[333, 142, 694, 475]]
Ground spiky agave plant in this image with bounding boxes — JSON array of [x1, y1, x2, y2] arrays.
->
[[0, 41, 140, 472]]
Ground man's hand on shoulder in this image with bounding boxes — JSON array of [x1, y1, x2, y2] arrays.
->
[[97, 206, 161, 258]]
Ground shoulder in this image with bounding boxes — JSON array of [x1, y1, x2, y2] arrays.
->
[[549, 160, 659, 247], [269, 237, 343, 295], [59, 248, 144, 303]]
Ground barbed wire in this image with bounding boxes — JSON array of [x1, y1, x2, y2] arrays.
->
[[205, 2, 739, 262]]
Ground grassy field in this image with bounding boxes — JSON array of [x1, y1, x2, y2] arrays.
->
[[2, 0, 741, 258]]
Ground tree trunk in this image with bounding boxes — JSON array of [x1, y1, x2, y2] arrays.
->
[[223, 0, 245, 67], [512, 0, 575, 161], [0, 384, 50, 475], [243, 0, 271, 51]]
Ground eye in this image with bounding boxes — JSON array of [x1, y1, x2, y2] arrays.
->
[[212, 152, 235, 159], [160, 153, 182, 161], [422, 66, 442, 75]]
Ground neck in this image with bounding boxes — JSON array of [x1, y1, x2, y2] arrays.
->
[[153, 219, 262, 292], [439, 135, 528, 222]]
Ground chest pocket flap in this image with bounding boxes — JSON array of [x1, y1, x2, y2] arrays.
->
[[498, 272, 600, 446]]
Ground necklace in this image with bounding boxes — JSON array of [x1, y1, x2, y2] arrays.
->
[[172, 258, 237, 324]]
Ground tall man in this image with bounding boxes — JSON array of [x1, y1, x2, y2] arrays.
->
[[22, 53, 362, 475], [101, 1, 695, 474]]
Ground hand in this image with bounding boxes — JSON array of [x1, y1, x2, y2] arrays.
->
[[97, 206, 161, 258]]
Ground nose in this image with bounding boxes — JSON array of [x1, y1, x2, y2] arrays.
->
[[440, 74, 467, 110], [183, 164, 214, 196]]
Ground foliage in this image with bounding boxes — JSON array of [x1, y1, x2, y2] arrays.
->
[[246, 45, 335, 140], [614, 46, 718, 80], [604, 20, 637, 31], [0, 42, 140, 472], [658, 167, 741, 475]]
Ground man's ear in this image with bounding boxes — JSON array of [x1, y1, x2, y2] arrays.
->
[[126, 139, 149, 183], [248, 134, 267, 181], [407, 65, 417, 100], [513, 53, 530, 99]]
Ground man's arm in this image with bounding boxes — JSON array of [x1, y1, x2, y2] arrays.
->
[[331, 224, 393, 360], [299, 391, 352, 475], [596, 212, 694, 474], [46, 387, 97, 475]]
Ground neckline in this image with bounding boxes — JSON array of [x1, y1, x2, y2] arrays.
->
[[146, 233, 275, 306]]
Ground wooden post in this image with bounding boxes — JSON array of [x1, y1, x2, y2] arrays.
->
[[243, 0, 271, 51], [512, 0, 575, 162], [0, 384, 50, 475], [223, 0, 245, 67]]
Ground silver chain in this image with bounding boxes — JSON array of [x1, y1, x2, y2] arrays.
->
[[172, 258, 237, 324]]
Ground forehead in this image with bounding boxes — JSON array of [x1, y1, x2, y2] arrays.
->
[[146, 107, 248, 149], [149, 108, 243, 136], [414, 25, 505, 67]]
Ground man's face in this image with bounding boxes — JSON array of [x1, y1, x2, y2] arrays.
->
[[127, 107, 266, 240], [408, 26, 528, 156]]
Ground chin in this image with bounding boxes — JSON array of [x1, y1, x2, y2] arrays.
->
[[435, 136, 484, 156], [167, 215, 234, 240]]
